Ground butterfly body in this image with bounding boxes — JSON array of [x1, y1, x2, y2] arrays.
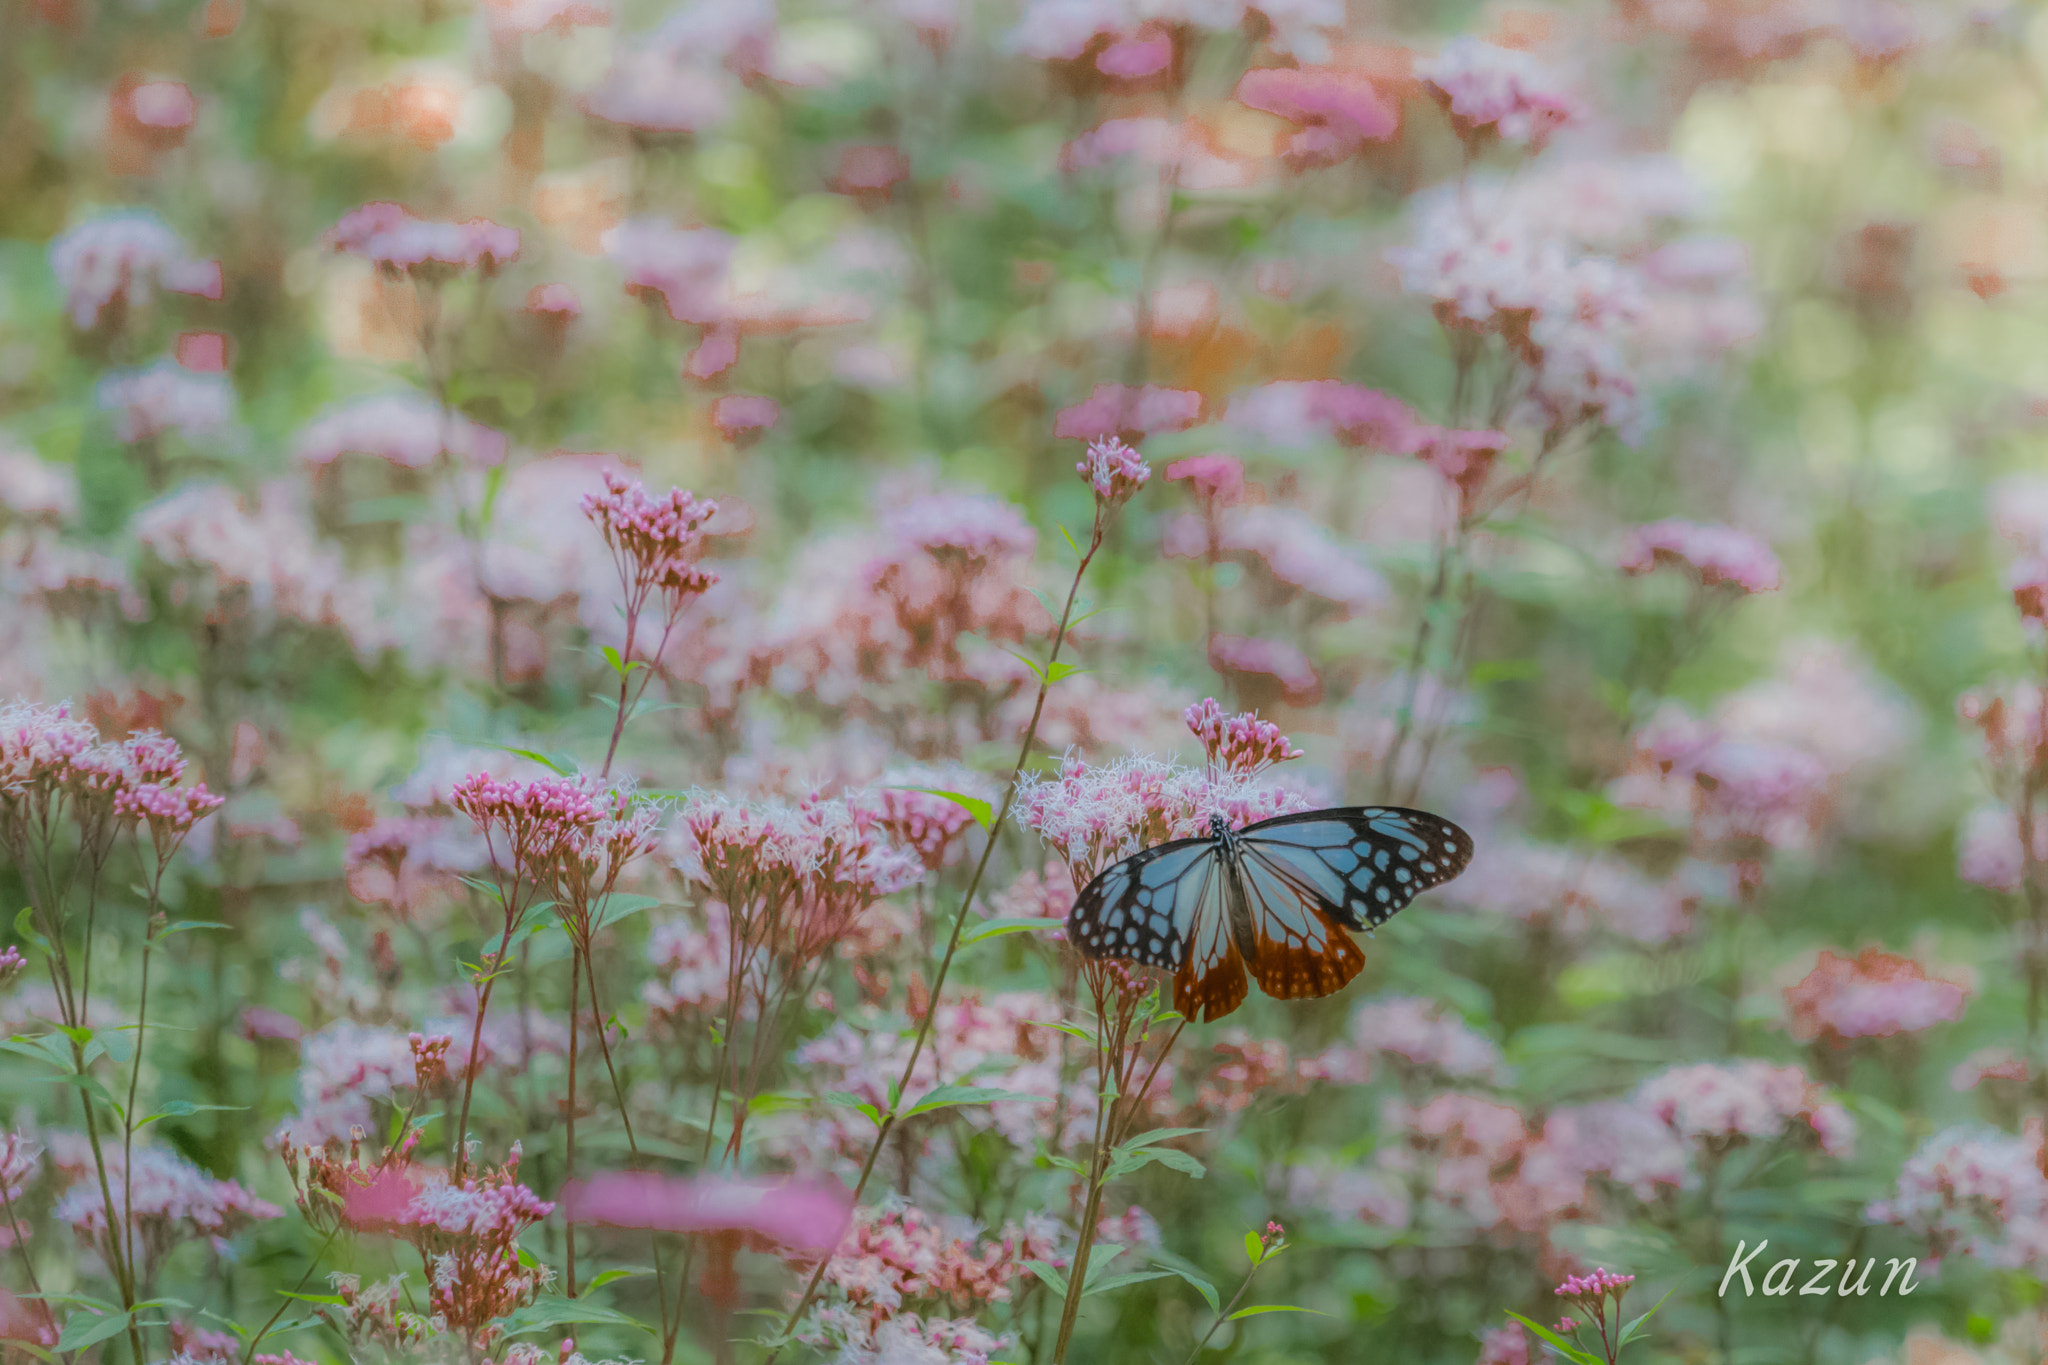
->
[[1065, 806, 1473, 1023]]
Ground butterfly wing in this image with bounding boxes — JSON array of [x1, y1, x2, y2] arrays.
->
[[1066, 837, 1247, 1023], [1233, 843, 1367, 1001], [1238, 807, 1473, 932]]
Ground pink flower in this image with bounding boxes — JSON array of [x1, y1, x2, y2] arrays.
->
[[1475, 1322, 1531, 1365], [1417, 38, 1583, 148], [712, 393, 781, 439], [1053, 384, 1201, 440], [1207, 633, 1320, 703], [0, 450, 80, 526], [1619, 518, 1782, 592], [582, 471, 719, 605], [685, 327, 740, 379], [175, 331, 229, 371], [1165, 505, 1387, 615], [831, 144, 911, 195], [523, 283, 582, 316], [603, 219, 735, 324], [1183, 697, 1301, 775], [1782, 948, 1969, 1043], [295, 393, 507, 469], [48, 209, 222, 329], [1868, 1124, 2048, 1270], [560, 1172, 852, 1252], [1225, 380, 1424, 452], [1097, 31, 1172, 78], [1234, 65, 1396, 164], [1952, 1047, 2030, 1092], [1555, 1267, 1634, 1301], [1076, 435, 1151, 506], [1634, 1059, 1854, 1156], [326, 202, 520, 272], [96, 360, 237, 443], [1165, 453, 1244, 505], [130, 80, 197, 129]]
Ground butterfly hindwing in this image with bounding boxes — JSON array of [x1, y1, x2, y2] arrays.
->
[[1238, 807, 1474, 932], [1173, 873, 1248, 1023], [1235, 845, 1367, 1001]]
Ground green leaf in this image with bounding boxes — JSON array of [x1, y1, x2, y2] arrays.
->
[[475, 743, 578, 777], [601, 645, 645, 677], [155, 920, 232, 940], [1156, 1261, 1219, 1312], [900, 1084, 1044, 1120], [1105, 1145, 1204, 1181], [962, 916, 1063, 946], [1028, 1020, 1094, 1041], [1615, 1280, 1681, 1346], [57, 1310, 133, 1352], [1243, 1230, 1262, 1265], [1117, 1126, 1207, 1152], [1227, 1305, 1327, 1320], [273, 1293, 347, 1306], [822, 1092, 886, 1127], [1505, 1312, 1605, 1365], [140, 1101, 247, 1127], [497, 1297, 651, 1338], [1058, 523, 1083, 562], [593, 893, 665, 934], [584, 1268, 653, 1293], [1021, 1260, 1068, 1296], [1083, 1270, 1175, 1298], [890, 787, 993, 830], [12, 906, 48, 952]]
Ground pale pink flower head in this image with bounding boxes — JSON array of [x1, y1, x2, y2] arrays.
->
[[1417, 38, 1583, 149], [48, 209, 222, 329], [1077, 435, 1151, 509], [1053, 384, 1201, 441], [1619, 518, 1782, 593], [1183, 697, 1301, 776], [1165, 453, 1244, 506], [295, 393, 507, 470], [1782, 948, 1969, 1043], [1234, 65, 1396, 165], [1475, 1322, 1531, 1365], [1634, 1058, 1854, 1157], [1867, 1124, 2048, 1270], [0, 450, 81, 527], [1097, 31, 1172, 79], [523, 282, 582, 317], [1952, 1047, 2030, 1093], [712, 393, 781, 441], [559, 1171, 851, 1253], [2010, 554, 2048, 624], [1208, 633, 1320, 704], [96, 360, 237, 444], [326, 202, 519, 274]]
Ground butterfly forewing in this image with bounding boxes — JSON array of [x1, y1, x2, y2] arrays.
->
[[1066, 839, 1216, 969], [1238, 807, 1473, 931]]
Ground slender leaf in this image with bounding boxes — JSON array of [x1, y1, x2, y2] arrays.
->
[[1227, 1305, 1328, 1320]]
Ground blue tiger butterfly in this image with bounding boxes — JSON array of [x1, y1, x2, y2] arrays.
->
[[1065, 807, 1474, 1022]]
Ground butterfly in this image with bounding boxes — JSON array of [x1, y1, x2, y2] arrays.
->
[[1065, 807, 1474, 1023]]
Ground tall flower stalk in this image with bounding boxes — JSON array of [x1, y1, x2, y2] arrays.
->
[[765, 437, 1151, 1359]]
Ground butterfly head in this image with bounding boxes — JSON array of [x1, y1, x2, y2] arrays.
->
[[1206, 811, 1231, 839]]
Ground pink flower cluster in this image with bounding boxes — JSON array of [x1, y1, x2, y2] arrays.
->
[[815, 1201, 1062, 1314], [49, 1136, 280, 1273], [295, 393, 508, 469], [1300, 994, 1508, 1086], [1076, 436, 1152, 507], [452, 771, 659, 936], [1013, 751, 1316, 885], [1555, 1266, 1633, 1301], [1182, 697, 1301, 777], [1782, 948, 1969, 1044], [582, 471, 719, 605], [1634, 1059, 1855, 1157], [1610, 705, 1833, 856], [0, 703, 221, 860], [1234, 65, 1397, 165], [1439, 839, 1698, 944], [132, 483, 385, 653], [1163, 504, 1389, 617], [96, 360, 237, 444], [1868, 1124, 2048, 1270], [1053, 384, 1200, 441], [1619, 518, 1782, 593], [1207, 634, 1320, 703], [1416, 38, 1583, 148], [326, 202, 520, 273], [560, 1170, 850, 1252], [48, 209, 222, 329]]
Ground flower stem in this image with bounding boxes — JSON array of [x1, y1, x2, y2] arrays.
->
[[763, 518, 1109, 1362]]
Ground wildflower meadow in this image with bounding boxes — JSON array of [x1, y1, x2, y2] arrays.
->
[[0, 0, 2043, 1362]]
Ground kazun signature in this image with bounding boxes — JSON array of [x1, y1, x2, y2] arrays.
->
[[1720, 1240, 1922, 1298]]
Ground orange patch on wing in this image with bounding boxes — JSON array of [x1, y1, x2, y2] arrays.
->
[[1175, 945, 1249, 1023], [1248, 914, 1366, 1002]]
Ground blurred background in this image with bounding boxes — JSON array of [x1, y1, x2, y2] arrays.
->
[[3, 0, 2048, 1362]]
